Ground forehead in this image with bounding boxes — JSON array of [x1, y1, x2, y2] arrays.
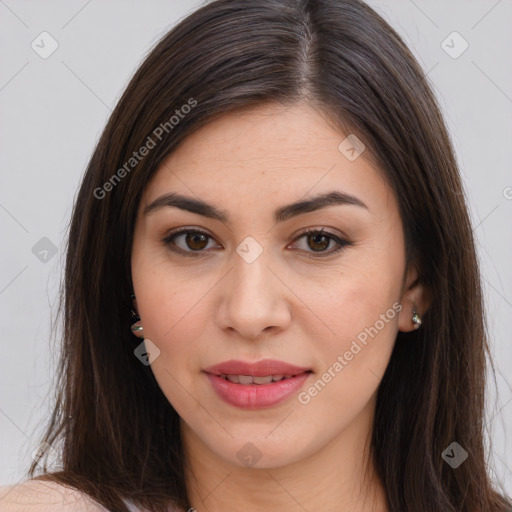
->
[[143, 101, 393, 215]]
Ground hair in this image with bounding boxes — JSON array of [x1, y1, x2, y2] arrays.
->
[[28, 0, 511, 511]]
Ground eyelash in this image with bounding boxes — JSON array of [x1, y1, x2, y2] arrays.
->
[[161, 227, 351, 259]]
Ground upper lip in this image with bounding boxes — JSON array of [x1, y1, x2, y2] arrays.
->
[[203, 359, 312, 377]]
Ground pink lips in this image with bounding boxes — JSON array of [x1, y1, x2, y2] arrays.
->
[[203, 359, 312, 409]]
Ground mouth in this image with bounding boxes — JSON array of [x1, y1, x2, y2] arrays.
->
[[202, 359, 313, 409], [203, 358, 312, 378], [216, 372, 312, 385]]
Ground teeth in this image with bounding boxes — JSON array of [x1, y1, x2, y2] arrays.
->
[[220, 374, 295, 385], [238, 375, 253, 385], [253, 375, 273, 384]]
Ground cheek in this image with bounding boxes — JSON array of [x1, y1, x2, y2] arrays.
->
[[136, 276, 210, 354], [316, 283, 399, 380], [304, 249, 402, 394], [299, 284, 399, 426], [131, 245, 215, 371], [306, 257, 401, 339], [132, 268, 212, 418]]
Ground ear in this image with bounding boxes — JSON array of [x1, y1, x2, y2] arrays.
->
[[398, 262, 431, 333]]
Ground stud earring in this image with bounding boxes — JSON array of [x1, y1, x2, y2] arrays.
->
[[130, 293, 144, 338], [412, 305, 422, 328], [131, 322, 144, 337]]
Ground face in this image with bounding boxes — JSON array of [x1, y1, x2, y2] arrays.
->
[[131, 101, 423, 470]]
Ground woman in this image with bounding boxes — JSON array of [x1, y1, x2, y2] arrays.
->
[[1, 0, 510, 510]]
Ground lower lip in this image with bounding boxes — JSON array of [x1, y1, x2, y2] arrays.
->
[[204, 372, 311, 409]]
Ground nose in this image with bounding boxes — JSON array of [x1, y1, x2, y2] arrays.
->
[[216, 247, 292, 340]]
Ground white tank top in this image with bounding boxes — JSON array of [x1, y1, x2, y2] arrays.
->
[[122, 498, 147, 511], [122, 497, 182, 511]]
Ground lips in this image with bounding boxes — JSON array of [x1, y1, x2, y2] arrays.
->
[[203, 359, 313, 409], [203, 359, 312, 378]]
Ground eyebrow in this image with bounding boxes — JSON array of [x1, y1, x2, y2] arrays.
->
[[143, 190, 368, 223]]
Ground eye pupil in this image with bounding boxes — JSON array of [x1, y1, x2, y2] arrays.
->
[[308, 233, 330, 251], [186, 233, 208, 250]]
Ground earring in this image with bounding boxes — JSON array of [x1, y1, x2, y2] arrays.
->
[[130, 293, 144, 338], [412, 305, 422, 328]]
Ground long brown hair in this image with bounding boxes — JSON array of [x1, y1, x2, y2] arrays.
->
[[28, 0, 511, 510]]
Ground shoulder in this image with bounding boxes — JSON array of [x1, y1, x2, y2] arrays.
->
[[0, 479, 108, 511]]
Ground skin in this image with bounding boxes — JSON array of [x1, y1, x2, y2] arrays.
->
[[131, 101, 431, 512]]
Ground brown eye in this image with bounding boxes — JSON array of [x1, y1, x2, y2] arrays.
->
[[306, 232, 331, 252], [162, 228, 351, 259], [290, 229, 351, 258], [184, 232, 209, 250], [162, 229, 219, 256]]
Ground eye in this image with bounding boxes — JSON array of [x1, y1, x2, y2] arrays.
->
[[289, 228, 351, 258], [162, 228, 220, 257], [161, 227, 351, 258]]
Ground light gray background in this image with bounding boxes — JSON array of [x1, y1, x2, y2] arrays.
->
[[1, 0, 511, 495]]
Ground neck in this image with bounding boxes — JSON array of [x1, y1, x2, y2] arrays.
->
[[180, 396, 388, 512]]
